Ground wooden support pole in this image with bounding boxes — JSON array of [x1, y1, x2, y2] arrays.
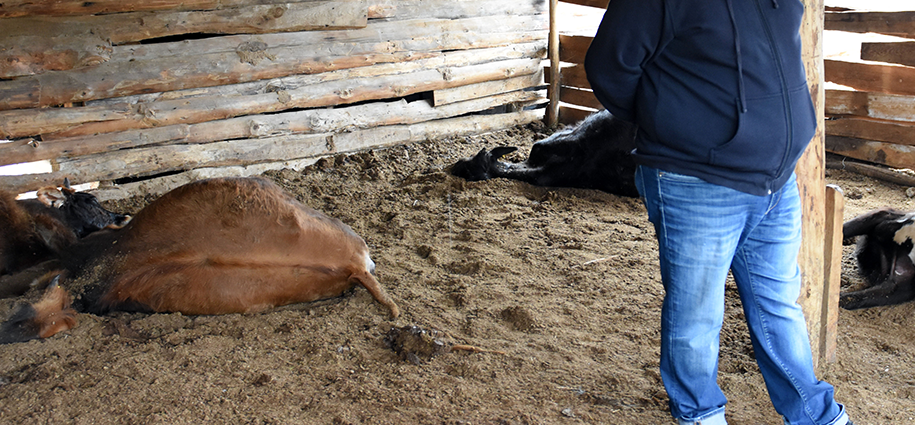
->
[[546, 0, 560, 128], [821, 184, 845, 364], [797, 0, 827, 371]]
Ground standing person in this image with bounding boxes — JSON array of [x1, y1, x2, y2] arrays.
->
[[584, 1, 852, 425]]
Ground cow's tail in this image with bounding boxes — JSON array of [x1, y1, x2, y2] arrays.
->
[[350, 271, 400, 318]]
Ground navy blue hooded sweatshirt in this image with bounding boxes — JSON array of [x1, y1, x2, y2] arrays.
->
[[584, 0, 816, 196]]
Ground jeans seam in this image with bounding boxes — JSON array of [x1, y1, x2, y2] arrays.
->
[[739, 245, 817, 425]]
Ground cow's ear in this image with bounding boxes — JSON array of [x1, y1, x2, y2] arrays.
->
[[37, 187, 66, 208], [490, 146, 518, 160]]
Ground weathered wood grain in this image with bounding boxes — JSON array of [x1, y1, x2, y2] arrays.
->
[[861, 41, 915, 68], [826, 135, 915, 169], [826, 117, 915, 146], [826, 89, 915, 123], [825, 59, 915, 97], [0, 15, 548, 110], [1, 42, 546, 139], [0, 89, 544, 168], [0, 109, 543, 194], [825, 11, 915, 39]]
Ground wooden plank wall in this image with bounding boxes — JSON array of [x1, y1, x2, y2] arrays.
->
[[0, 0, 549, 198], [824, 8, 915, 169], [543, 0, 607, 126]]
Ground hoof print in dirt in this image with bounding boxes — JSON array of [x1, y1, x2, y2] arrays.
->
[[385, 325, 504, 364]]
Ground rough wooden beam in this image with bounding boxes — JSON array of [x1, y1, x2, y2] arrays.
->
[[4, 56, 542, 142], [0, 33, 111, 79], [0, 43, 547, 139], [861, 41, 915, 68], [826, 135, 915, 169], [825, 11, 915, 39], [547, 0, 560, 127], [825, 59, 915, 97], [825, 116, 915, 146], [826, 157, 915, 187], [821, 184, 844, 365], [797, 0, 826, 372], [0, 89, 544, 168], [0, 109, 543, 194], [367, 0, 545, 20], [0, 0, 335, 18], [0, 15, 548, 110], [826, 89, 915, 123], [432, 73, 544, 106]]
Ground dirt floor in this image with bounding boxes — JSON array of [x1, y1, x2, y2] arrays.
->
[[2, 121, 915, 425]]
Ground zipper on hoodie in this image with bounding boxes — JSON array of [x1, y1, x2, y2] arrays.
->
[[753, 0, 793, 193]]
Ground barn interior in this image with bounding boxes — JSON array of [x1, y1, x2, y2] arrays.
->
[[2, 1, 915, 424]]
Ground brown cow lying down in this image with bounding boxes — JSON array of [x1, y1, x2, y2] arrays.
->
[[0, 177, 399, 344], [450, 109, 639, 198], [842, 207, 915, 310]]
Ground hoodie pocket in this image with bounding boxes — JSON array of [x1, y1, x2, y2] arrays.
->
[[708, 83, 814, 174]]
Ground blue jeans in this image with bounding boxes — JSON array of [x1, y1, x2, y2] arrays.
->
[[634, 166, 848, 425]]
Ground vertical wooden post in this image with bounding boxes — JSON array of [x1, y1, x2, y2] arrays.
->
[[822, 184, 845, 364], [546, 0, 561, 128], [796, 0, 828, 371]]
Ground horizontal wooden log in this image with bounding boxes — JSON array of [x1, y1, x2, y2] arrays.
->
[[432, 72, 544, 106], [13, 55, 544, 141], [825, 11, 915, 39], [0, 15, 548, 111], [0, 109, 544, 194], [559, 86, 601, 110], [0, 88, 545, 167], [110, 15, 545, 63], [1, 0, 543, 19], [0, 34, 111, 79], [1, 1, 548, 78], [825, 117, 915, 146], [367, 0, 545, 21], [559, 0, 608, 9], [0, 0, 332, 18], [1, 42, 546, 139], [826, 89, 915, 122], [825, 59, 915, 96], [85, 42, 546, 106], [559, 34, 592, 65], [861, 42, 915, 68], [825, 158, 915, 188], [826, 135, 915, 169]]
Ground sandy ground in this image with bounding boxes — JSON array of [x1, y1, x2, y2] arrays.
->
[[1, 121, 915, 424]]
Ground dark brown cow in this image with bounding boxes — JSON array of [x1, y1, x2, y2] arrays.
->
[[841, 207, 915, 309], [0, 180, 129, 278], [450, 110, 639, 198], [0, 177, 399, 344]]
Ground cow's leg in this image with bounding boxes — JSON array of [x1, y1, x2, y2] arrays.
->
[[841, 252, 915, 309], [0, 276, 77, 344]]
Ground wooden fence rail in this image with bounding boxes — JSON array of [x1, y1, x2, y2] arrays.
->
[[824, 9, 915, 170], [0, 0, 549, 197]]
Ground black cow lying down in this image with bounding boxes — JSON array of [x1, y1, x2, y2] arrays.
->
[[450, 110, 639, 198], [841, 207, 915, 310]]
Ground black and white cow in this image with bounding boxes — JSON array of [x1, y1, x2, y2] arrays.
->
[[450, 110, 639, 198], [841, 207, 915, 309]]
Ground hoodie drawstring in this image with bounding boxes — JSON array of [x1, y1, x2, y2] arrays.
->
[[725, 0, 748, 113], [772, 0, 779, 8]]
